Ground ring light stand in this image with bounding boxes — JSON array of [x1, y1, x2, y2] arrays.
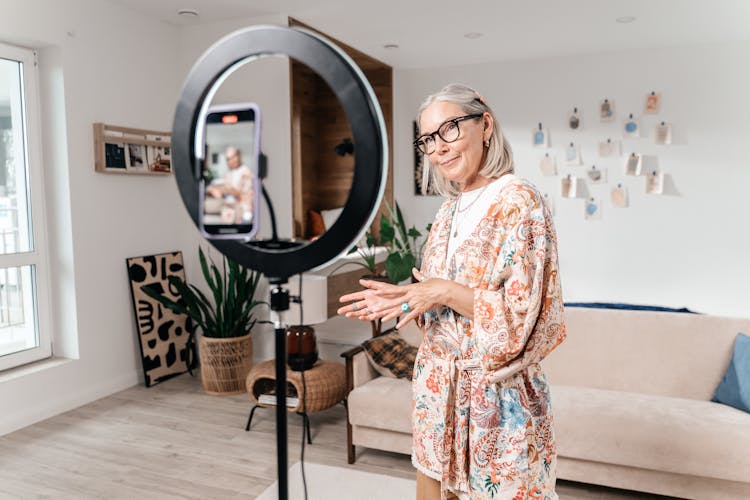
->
[[171, 25, 388, 500]]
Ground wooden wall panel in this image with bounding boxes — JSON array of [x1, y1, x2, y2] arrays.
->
[[289, 18, 393, 241]]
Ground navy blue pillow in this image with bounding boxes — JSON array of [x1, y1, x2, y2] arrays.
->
[[564, 302, 695, 313], [712, 333, 750, 413]]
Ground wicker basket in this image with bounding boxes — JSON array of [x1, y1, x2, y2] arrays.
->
[[199, 333, 253, 395], [246, 360, 346, 413]]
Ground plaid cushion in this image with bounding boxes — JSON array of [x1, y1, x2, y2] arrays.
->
[[361, 331, 418, 379]]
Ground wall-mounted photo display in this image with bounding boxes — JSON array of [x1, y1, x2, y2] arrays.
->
[[644, 91, 661, 114], [568, 107, 581, 130], [543, 193, 555, 216], [540, 153, 557, 176], [646, 171, 665, 194], [561, 175, 578, 198], [654, 121, 673, 145], [587, 165, 607, 184], [625, 153, 642, 176], [533, 123, 549, 148], [94, 123, 172, 175], [598, 138, 621, 157], [611, 184, 629, 208], [600, 98, 615, 122], [585, 197, 602, 220], [565, 142, 582, 165], [623, 113, 640, 138]]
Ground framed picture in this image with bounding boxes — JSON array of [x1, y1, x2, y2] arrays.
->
[[414, 121, 437, 195], [126, 251, 193, 387], [94, 123, 172, 175]]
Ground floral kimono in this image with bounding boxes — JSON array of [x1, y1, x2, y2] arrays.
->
[[413, 176, 566, 499]]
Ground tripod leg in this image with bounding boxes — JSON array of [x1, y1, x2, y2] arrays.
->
[[245, 404, 261, 431]]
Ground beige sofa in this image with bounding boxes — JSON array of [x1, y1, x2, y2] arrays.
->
[[342, 307, 750, 499]]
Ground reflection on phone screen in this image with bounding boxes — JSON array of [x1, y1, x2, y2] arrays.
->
[[202, 104, 260, 238]]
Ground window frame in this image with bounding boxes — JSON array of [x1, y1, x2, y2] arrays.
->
[[0, 42, 53, 371]]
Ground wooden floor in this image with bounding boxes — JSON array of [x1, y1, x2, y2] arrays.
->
[[0, 372, 673, 499]]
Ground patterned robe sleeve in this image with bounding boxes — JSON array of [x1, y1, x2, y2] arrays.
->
[[472, 184, 565, 381]]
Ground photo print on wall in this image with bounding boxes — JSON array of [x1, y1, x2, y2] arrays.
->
[[565, 142, 582, 166], [587, 165, 607, 184], [413, 121, 437, 195], [585, 197, 602, 220], [598, 138, 621, 157], [540, 153, 557, 176], [625, 153, 642, 176], [568, 107, 581, 130], [655, 122, 673, 145], [600, 98, 615, 122], [533, 123, 549, 148], [623, 114, 639, 138], [561, 175, 578, 198], [543, 193, 555, 216], [611, 184, 628, 208], [644, 91, 661, 114], [646, 171, 665, 194]]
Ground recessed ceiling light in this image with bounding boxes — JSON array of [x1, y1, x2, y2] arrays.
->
[[616, 16, 636, 23], [383, 43, 399, 50], [464, 32, 483, 39], [177, 8, 199, 17]]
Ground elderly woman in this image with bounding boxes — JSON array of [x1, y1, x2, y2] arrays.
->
[[339, 83, 566, 499]]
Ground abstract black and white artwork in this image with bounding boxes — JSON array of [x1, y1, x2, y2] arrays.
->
[[127, 251, 192, 387]]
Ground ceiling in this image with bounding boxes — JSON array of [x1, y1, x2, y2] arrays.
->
[[108, 0, 750, 68]]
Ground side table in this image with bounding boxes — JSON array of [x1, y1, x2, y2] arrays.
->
[[245, 359, 346, 443]]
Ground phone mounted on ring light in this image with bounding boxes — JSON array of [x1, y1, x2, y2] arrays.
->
[[196, 102, 261, 240]]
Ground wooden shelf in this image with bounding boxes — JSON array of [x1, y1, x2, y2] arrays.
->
[[93, 123, 172, 175]]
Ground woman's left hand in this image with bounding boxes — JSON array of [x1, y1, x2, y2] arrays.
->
[[338, 268, 453, 329]]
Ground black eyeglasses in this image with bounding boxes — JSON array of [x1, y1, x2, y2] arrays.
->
[[413, 113, 483, 154]]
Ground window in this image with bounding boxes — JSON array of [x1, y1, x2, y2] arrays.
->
[[0, 42, 51, 371]]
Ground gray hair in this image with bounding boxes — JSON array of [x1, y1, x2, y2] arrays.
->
[[416, 83, 514, 198]]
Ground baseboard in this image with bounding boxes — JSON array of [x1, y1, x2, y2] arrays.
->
[[0, 369, 141, 436]]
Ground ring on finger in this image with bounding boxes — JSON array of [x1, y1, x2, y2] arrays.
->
[[401, 302, 411, 313]]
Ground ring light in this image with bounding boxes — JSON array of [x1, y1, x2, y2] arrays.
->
[[172, 25, 388, 281]]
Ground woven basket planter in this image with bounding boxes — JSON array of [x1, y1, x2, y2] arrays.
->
[[199, 333, 253, 395]]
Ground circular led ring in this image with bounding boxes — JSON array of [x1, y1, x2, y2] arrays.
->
[[172, 25, 388, 281]]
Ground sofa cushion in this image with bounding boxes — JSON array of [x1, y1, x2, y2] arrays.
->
[[552, 384, 750, 483], [361, 332, 418, 379], [712, 332, 750, 413], [348, 376, 412, 434]]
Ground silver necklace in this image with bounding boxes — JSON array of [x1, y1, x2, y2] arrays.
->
[[452, 183, 490, 238]]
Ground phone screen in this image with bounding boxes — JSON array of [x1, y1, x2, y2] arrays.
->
[[201, 103, 261, 238]]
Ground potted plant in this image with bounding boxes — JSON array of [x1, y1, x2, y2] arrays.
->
[[379, 201, 432, 284], [142, 247, 263, 395]]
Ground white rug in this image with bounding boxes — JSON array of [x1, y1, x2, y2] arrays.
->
[[256, 462, 416, 500]]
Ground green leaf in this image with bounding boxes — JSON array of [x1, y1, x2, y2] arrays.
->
[[384, 252, 416, 283], [407, 226, 422, 238]]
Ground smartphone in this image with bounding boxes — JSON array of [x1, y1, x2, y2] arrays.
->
[[199, 102, 261, 239]]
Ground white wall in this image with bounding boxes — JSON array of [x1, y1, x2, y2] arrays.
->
[[394, 41, 750, 317], [0, 0, 192, 436]]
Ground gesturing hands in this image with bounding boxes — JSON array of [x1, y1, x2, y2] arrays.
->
[[337, 268, 452, 329]]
